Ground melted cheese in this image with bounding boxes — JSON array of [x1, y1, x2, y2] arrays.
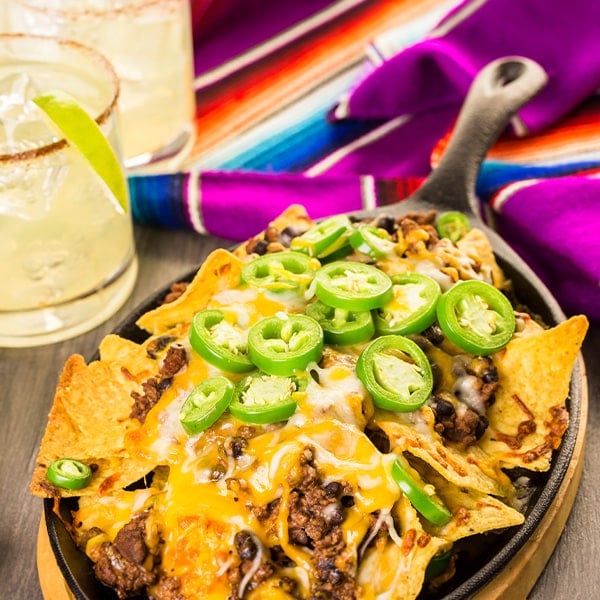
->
[[71, 224, 529, 600]]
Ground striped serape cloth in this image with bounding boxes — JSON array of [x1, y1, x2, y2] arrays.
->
[[129, 0, 600, 320]]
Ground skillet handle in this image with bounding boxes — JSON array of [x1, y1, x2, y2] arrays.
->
[[413, 56, 548, 215]]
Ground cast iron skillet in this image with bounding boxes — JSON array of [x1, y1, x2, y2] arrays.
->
[[44, 57, 585, 599]]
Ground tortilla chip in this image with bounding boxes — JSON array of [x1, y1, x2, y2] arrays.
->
[[357, 495, 449, 599], [136, 248, 244, 335], [457, 228, 507, 289], [99, 334, 158, 381], [233, 204, 313, 258], [376, 408, 513, 498], [419, 465, 525, 541], [30, 355, 154, 498], [480, 315, 588, 470]]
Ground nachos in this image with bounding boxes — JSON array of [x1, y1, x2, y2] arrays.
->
[[31, 205, 588, 600]]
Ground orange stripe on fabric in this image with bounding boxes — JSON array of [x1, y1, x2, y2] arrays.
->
[[486, 97, 600, 162], [431, 96, 600, 168], [187, 0, 446, 164]]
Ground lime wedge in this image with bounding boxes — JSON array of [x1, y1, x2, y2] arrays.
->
[[33, 90, 129, 212]]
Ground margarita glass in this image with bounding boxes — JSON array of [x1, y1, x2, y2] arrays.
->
[[5, 0, 197, 171], [0, 34, 137, 347]]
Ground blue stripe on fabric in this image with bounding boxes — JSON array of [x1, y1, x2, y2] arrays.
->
[[128, 174, 187, 228], [477, 157, 600, 198], [197, 66, 377, 173], [218, 109, 376, 172]]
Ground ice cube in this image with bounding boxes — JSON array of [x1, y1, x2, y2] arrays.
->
[[0, 72, 58, 153]]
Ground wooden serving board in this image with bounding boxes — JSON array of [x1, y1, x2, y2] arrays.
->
[[37, 515, 75, 600], [38, 361, 588, 600]]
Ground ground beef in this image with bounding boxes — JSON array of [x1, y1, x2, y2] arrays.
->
[[430, 392, 489, 447], [130, 378, 162, 423], [152, 575, 186, 600], [89, 513, 157, 600], [227, 531, 277, 598], [160, 345, 188, 379], [249, 447, 357, 600], [113, 514, 148, 565], [130, 344, 188, 422], [429, 356, 499, 447], [161, 282, 188, 304], [398, 214, 439, 249]]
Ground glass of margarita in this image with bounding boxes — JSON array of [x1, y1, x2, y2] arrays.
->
[[4, 0, 196, 171], [0, 34, 137, 347]]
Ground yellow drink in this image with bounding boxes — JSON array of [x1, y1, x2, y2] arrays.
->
[[5, 0, 196, 171], [0, 35, 137, 347]]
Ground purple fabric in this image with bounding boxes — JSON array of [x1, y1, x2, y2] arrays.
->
[[492, 175, 600, 320], [321, 106, 458, 178], [336, 0, 600, 134], [200, 171, 369, 238]]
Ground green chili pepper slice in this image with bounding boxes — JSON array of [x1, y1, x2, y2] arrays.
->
[[436, 280, 516, 355], [290, 215, 352, 258], [425, 549, 453, 580], [436, 211, 471, 242], [179, 376, 235, 435], [349, 224, 395, 259], [391, 456, 452, 526], [314, 261, 393, 311], [189, 309, 254, 373], [247, 314, 324, 376], [229, 371, 306, 424], [374, 272, 441, 336], [46, 458, 92, 490], [305, 300, 375, 346], [356, 335, 433, 412], [241, 251, 320, 292]]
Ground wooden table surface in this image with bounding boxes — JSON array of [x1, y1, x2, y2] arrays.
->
[[1, 223, 598, 599]]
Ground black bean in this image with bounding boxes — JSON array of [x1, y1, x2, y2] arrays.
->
[[433, 397, 456, 417], [234, 531, 257, 560], [341, 495, 355, 508], [482, 368, 499, 383], [323, 481, 342, 498]]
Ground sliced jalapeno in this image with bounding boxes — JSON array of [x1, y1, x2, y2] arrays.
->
[[436, 280, 515, 355], [305, 300, 374, 346], [314, 261, 393, 311], [349, 224, 395, 259], [374, 272, 441, 336], [46, 458, 92, 490], [290, 215, 352, 258], [425, 549, 453, 580], [247, 313, 323, 376], [436, 211, 471, 242], [189, 309, 254, 373], [179, 376, 235, 435], [229, 371, 306, 424], [356, 335, 433, 412], [392, 456, 452, 526], [241, 251, 320, 293]]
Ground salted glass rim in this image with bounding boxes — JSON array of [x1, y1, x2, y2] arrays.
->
[[0, 33, 119, 163], [11, 0, 177, 17]]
